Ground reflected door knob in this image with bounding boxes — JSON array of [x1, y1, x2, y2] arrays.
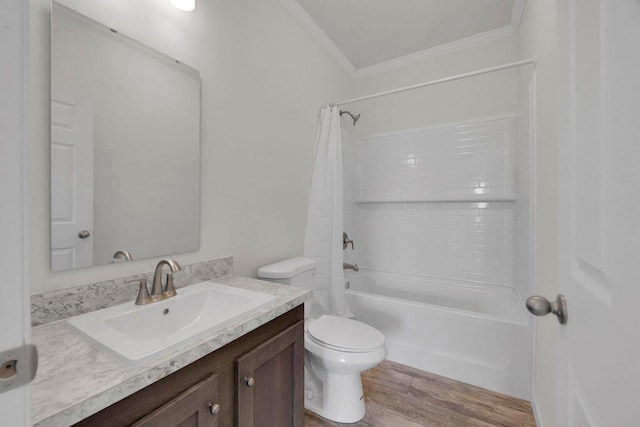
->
[[526, 295, 568, 324], [78, 230, 91, 239]]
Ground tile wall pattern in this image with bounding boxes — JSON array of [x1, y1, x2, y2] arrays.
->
[[359, 118, 516, 200], [355, 201, 516, 284], [348, 117, 523, 285]]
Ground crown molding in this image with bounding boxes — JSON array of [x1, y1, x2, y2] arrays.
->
[[276, 0, 357, 77], [277, 0, 526, 80], [353, 25, 515, 79]]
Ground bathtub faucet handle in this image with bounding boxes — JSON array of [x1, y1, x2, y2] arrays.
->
[[343, 232, 355, 250], [343, 262, 359, 272]]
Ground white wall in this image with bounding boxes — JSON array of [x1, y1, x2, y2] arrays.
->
[[29, 0, 353, 293], [518, 0, 560, 425], [351, 36, 520, 138]]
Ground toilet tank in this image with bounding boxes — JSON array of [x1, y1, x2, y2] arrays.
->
[[257, 257, 316, 287]]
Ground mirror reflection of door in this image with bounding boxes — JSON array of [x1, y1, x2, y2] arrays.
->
[[50, 2, 200, 271], [51, 93, 94, 272]]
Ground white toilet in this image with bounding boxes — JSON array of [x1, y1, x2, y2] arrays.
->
[[258, 257, 387, 423]]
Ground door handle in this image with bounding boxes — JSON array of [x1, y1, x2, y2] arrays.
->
[[526, 295, 568, 324], [78, 230, 91, 239]]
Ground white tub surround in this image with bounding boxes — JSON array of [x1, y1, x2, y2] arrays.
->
[[345, 269, 532, 400], [31, 277, 311, 427], [350, 117, 519, 286], [340, 113, 533, 400]]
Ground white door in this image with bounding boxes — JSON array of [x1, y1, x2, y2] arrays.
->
[[51, 93, 94, 271], [0, 0, 30, 424], [556, 0, 640, 426]]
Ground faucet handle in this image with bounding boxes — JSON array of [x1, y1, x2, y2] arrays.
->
[[126, 277, 154, 305], [343, 232, 355, 250]]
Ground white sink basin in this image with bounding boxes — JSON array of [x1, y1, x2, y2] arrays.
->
[[67, 282, 276, 366]]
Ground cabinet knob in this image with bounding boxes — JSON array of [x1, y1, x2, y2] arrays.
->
[[244, 376, 255, 387], [208, 402, 221, 416]]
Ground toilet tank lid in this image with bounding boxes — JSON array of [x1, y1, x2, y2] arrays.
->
[[258, 257, 317, 279]]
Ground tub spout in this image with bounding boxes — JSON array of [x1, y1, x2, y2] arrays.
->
[[343, 262, 359, 272]]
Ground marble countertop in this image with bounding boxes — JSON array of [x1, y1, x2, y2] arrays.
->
[[31, 277, 311, 427]]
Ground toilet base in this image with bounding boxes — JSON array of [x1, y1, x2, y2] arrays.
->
[[304, 368, 366, 423]]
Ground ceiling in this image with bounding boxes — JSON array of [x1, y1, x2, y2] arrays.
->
[[279, 0, 524, 78]]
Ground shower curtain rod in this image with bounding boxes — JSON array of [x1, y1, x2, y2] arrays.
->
[[332, 58, 537, 107]]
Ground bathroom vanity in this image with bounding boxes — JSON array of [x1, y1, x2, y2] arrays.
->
[[31, 277, 311, 427], [76, 307, 303, 427]]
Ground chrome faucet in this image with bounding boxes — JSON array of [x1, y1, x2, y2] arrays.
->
[[113, 250, 133, 261], [151, 258, 182, 300], [343, 262, 359, 272]]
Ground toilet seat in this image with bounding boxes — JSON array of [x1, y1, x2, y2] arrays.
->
[[307, 315, 385, 353]]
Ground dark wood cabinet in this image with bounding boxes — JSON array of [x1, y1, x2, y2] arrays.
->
[[74, 306, 304, 427], [236, 322, 304, 427], [131, 374, 221, 427]]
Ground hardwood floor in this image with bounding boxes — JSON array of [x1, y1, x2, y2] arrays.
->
[[304, 360, 536, 427]]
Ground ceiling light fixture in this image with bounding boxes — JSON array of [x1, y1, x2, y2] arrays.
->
[[170, 0, 195, 12]]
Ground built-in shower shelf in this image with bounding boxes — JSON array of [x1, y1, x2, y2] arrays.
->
[[354, 195, 518, 204]]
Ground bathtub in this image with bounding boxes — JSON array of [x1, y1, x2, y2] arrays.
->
[[344, 269, 532, 400]]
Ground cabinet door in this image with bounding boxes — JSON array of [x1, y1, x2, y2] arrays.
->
[[131, 373, 221, 427], [236, 321, 304, 427]]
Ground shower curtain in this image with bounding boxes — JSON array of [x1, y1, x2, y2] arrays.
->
[[304, 106, 354, 318]]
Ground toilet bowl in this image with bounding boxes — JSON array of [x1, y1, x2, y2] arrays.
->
[[258, 258, 387, 423], [304, 315, 387, 423]]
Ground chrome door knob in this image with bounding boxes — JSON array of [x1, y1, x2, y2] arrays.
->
[[526, 295, 568, 324], [78, 230, 91, 239], [244, 376, 255, 387]]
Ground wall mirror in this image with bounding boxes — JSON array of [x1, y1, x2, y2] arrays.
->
[[50, 1, 201, 272]]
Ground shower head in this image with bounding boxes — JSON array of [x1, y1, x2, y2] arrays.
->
[[340, 110, 360, 126]]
